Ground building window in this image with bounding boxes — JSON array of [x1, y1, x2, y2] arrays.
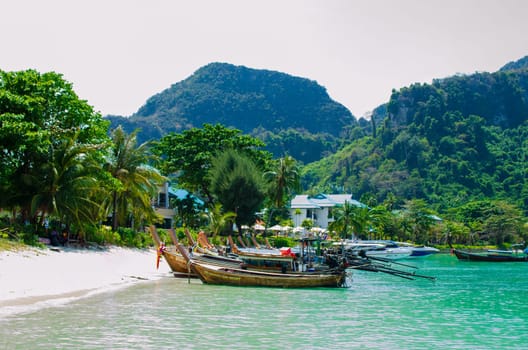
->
[[158, 193, 167, 208]]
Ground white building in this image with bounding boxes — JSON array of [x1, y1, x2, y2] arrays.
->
[[289, 193, 363, 229]]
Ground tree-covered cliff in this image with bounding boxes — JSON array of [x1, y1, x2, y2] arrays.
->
[[303, 56, 528, 213], [106, 62, 357, 163]]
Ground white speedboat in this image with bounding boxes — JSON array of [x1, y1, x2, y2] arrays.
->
[[364, 245, 413, 260], [397, 242, 439, 257], [338, 240, 412, 260]]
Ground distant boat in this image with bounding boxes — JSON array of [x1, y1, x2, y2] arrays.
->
[[397, 242, 439, 257], [453, 249, 528, 262]]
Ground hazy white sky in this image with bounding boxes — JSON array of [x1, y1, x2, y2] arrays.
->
[[3, 0, 528, 118]]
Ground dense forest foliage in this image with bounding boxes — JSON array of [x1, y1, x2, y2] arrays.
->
[[303, 56, 528, 215], [0, 70, 164, 246], [106, 62, 356, 163], [3, 57, 528, 248]]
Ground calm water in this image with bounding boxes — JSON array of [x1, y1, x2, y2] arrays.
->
[[1, 254, 527, 349]]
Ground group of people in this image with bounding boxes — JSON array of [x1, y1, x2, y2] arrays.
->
[[49, 228, 69, 247]]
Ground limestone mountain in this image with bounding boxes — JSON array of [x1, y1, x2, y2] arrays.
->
[[106, 62, 357, 163]]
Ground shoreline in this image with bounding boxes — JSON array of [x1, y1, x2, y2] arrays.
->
[[0, 245, 171, 315]]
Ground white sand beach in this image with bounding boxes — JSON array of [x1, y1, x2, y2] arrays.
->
[[0, 245, 170, 316]]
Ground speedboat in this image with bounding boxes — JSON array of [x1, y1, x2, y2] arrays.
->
[[364, 242, 413, 260], [337, 240, 413, 260], [397, 242, 439, 257]]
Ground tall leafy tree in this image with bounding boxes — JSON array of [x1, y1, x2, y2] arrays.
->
[[105, 126, 165, 231], [208, 149, 265, 234], [0, 69, 108, 223], [328, 201, 390, 240], [401, 199, 438, 244], [155, 123, 271, 205], [172, 193, 205, 228]]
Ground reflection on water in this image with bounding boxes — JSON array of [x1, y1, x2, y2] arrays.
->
[[1, 255, 528, 349]]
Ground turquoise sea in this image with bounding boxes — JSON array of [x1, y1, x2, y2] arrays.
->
[[1, 254, 527, 349]]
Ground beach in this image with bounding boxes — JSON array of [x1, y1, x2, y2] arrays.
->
[[0, 245, 170, 316]]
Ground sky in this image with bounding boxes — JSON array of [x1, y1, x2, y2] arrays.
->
[[2, 0, 528, 119]]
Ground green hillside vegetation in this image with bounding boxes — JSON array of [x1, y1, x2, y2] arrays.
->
[[3, 57, 528, 249], [106, 62, 357, 163], [303, 57, 528, 216]]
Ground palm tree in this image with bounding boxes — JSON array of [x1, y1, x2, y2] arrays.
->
[[402, 199, 437, 244], [328, 201, 391, 240], [31, 133, 104, 236], [203, 203, 237, 237], [105, 126, 166, 231], [263, 155, 300, 232], [328, 200, 358, 240]]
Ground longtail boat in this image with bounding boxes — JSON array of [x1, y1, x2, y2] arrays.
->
[[176, 243, 349, 288], [227, 235, 297, 272], [150, 226, 196, 276], [453, 249, 528, 262]]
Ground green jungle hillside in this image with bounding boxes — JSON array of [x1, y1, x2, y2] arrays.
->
[[107, 56, 528, 213], [106, 62, 357, 164], [304, 56, 528, 213]]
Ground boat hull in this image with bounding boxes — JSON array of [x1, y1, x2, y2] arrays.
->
[[365, 248, 412, 260], [191, 261, 348, 288], [409, 247, 440, 257], [162, 249, 196, 275], [453, 249, 528, 262]]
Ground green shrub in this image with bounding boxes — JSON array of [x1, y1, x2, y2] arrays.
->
[[267, 236, 295, 248]]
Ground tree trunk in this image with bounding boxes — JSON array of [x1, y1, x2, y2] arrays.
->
[[112, 190, 118, 231]]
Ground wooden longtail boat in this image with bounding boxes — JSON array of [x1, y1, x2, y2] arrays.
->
[[227, 235, 296, 272], [453, 249, 528, 262], [161, 247, 196, 276], [168, 227, 247, 270], [176, 244, 349, 288], [150, 226, 196, 276]]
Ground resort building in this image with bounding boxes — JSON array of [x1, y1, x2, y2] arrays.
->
[[289, 193, 363, 229], [154, 183, 204, 228]]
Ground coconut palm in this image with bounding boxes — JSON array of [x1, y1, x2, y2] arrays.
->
[[202, 203, 237, 237], [328, 200, 359, 240], [263, 155, 300, 232], [31, 133, 105, 236], [105, 126, 166, 231], [264, 156, 300, 207]]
